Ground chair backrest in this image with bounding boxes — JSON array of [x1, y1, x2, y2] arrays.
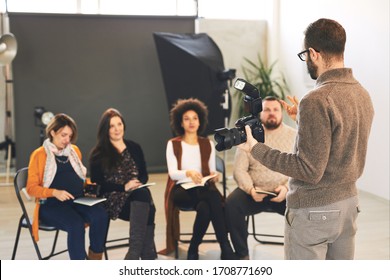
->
[[14, 167, 31, 225], [215, 155, 226, 199], [14, 167, 28, 193]]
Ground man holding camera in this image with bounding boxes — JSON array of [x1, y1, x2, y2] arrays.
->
[[239, 18, 374, 260], [225, 96, 296, 260]]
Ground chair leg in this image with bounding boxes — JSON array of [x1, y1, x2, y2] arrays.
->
[[248, 215, 284, 245], [11, 219, 23, 260], [27, 224, 43, 260], [174, 240, 179, 259], [103, 219, 110, 260], [104, 248, 109, 260], [42, 230, 60, 260]]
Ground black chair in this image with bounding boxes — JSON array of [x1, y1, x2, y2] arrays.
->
[[174, 155, 227, 259], [246, 212, 284, 245], [11, 167, 68, 260]]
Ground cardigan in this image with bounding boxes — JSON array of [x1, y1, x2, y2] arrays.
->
[[26, 144, 83, 241], [251, 68, 374, 209], [89, 139, 148, 195]]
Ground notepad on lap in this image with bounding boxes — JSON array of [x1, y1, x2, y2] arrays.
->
[[137, 182, 156, 189], [181, 174, 218, 190], [73, 197, 107, 206]]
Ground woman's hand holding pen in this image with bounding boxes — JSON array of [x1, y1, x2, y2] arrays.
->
[[125, 179, 142, 192]]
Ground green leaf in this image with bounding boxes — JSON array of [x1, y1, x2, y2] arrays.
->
[[234, 54, 290, 117]]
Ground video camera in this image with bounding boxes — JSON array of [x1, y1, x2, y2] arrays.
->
[[214, 78, 265, 151]]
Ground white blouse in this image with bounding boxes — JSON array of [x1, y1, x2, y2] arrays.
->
[[166, 139, 216, 184]]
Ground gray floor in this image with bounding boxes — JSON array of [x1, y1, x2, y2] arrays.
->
[[1, 169, 389, 260]]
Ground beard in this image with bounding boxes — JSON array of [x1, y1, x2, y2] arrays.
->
[[307, 56, 318, 80], [263, 118, 282, 130]]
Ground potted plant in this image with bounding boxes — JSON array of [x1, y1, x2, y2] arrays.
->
[[234, 54, 290, 117]]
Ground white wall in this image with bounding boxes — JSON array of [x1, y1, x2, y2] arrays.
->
[[195, 18, 268, 127], [277, 0, 389, 199], [197, 0, 389, 200]]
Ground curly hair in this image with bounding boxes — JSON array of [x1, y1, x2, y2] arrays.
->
[[169, 98, 208, 136]]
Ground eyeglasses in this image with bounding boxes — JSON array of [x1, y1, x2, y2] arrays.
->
[[297, 48, 320, 61]]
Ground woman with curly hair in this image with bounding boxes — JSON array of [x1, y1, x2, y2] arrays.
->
[[161, 98, 236, 260]]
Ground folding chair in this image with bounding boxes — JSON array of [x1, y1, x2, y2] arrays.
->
[[11, 167, 68, 260], [246, 212, 284, 245], [174, 155, 227, 259]]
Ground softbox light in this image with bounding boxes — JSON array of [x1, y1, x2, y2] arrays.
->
[[153, 32, 232, 136], [0, 33, 17, 65]]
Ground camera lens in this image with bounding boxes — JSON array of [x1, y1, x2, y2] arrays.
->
[[214, 127, 244, 151]]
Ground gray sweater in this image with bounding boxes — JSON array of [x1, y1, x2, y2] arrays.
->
[[251, 68, 374, 209]]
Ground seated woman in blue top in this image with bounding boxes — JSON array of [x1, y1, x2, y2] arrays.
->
[[26, 113, 108, 260], [89, 108, 156, 260]]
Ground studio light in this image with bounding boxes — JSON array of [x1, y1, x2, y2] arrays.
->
[[34, 106, 54, 145], [0, 33, 17, 65], [34, 106, 54, 127], [218, 68, 236, 85]]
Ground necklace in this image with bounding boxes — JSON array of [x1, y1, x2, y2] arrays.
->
[[55, 156, 69, 164]]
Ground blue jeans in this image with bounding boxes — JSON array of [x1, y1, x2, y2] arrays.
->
[[40, 199, 109, 260]]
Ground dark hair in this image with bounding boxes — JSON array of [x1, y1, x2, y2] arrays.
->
[[45, 113, 78, 143], [169, 98, 208, 136], [304, 18, 346, 61], [263, 96, 282, 108], [89, 108, 126, 172]]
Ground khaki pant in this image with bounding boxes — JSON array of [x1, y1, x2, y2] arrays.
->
[[284, 195, 360, 260]]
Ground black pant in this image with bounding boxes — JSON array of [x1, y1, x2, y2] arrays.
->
[[173, 185, 229, 246], [225, 188, 286, 258]]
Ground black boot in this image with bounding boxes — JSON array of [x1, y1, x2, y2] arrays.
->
[[140, 225, 157, 260], [124, 201, 150, 260], [220, 241, 238, 260]]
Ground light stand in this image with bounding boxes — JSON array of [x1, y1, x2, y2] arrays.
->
[[0, 16, 17, 185], [217, 68, 236, 162]]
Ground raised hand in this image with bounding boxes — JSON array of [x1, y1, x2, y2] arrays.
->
[[280, 95, 299, 121]]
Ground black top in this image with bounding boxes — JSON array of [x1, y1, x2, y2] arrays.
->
[[89, 139, 148, 196], [50, 156, 84, 198]]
